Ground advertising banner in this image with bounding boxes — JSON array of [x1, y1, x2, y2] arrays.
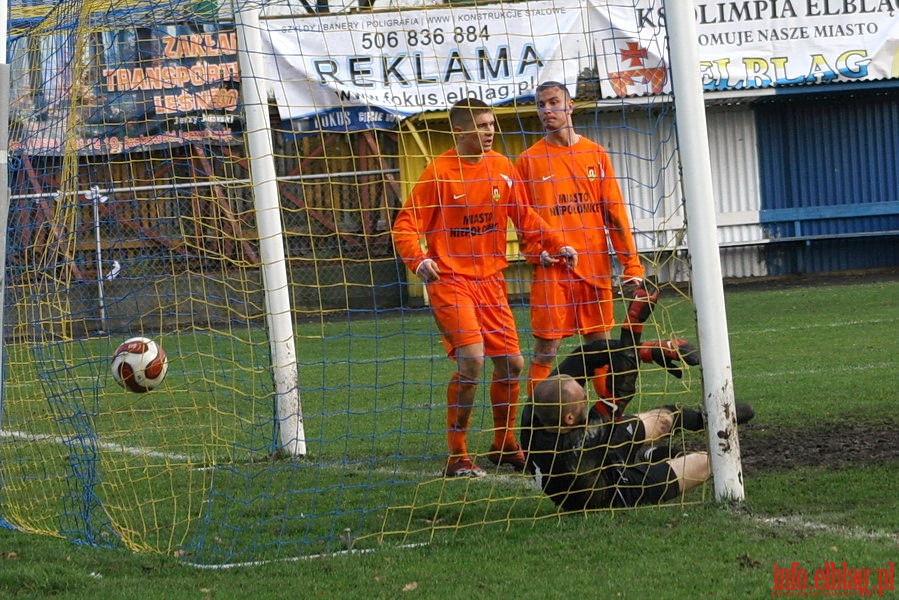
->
[[261, 0, 899, 131], [260, 0, 587, 130], [9, 24, 243, 156], [8, 1, 899, 148]]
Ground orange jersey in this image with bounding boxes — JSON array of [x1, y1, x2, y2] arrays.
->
[[516, 136, 644, 288], [393, 148, 566, 279]]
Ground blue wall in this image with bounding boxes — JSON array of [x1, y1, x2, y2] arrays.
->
[[754, 88, 899, 274]]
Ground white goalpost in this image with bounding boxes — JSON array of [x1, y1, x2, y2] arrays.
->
[[663, 0, 744, 501], [0, 0, 761, 563], [235, 4, 306, 457]]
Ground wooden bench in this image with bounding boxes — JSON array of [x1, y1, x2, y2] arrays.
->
[[759, 200, 899, 244], [630, 202, 899, 253]]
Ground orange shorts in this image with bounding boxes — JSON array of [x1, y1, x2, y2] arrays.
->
[[426, 275, 520, 358], [530, 270, 615, 340]]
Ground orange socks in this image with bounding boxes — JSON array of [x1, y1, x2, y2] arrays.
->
[[448, 372, 524, 456], [591, 365, 611, 399], [446, 373, 471, 457], [527, 361, 553, 397], [446, 373, 476, 456], [592, 365, 627, 421], [490, 374, 520, 450]]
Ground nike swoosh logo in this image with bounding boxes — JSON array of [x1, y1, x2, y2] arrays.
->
[[541, 175, 553, 181], [453, 194, 465, 199]]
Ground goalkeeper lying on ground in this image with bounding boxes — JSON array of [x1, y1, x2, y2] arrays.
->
[[519, 286, 754, 511]]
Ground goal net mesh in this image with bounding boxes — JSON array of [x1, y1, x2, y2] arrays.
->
[[0, 0, 703, 564]]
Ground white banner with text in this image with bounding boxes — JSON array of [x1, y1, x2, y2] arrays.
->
[[259, 0, 899, 129]]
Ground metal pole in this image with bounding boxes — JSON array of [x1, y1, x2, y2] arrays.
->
[[663, 0, 744, 501], [0, 64, 10, 430], [235, 5, 305, 456], [90, 186, 109, 333]]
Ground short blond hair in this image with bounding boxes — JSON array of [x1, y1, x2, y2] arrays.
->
[[531, 374, 585, 428]]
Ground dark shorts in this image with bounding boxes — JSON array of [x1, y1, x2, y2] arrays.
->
[[607, 415, 646, 451], [598, 416, 679, 508], [524, 408, 682, 511], [603, 461, 680, 508]]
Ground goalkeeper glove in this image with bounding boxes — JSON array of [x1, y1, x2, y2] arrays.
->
[[663, 402, 756, 431], [638, 340, 701, 378], [621, 277, 644, 299], [625, 287, 660, 326]]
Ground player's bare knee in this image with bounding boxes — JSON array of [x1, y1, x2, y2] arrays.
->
[[683, 453, 711, 491], [640, 408, 673, 439], [670, 452, 710, 493], [656, 410, 674, 435], [491, 354, 524, 381], [457, 362, 483, 384], [505, 354, 525, 377], [532, 338, 561, 363], [688, 452, 710, 479]]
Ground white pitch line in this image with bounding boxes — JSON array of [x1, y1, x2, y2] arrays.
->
[[0, 428, 196, 462], [756, 515, 899, 543], [742, 361, 894, 378], [186, 542, 431, 570], [731, 316, 898, 336], [0, 427, 539, 489]]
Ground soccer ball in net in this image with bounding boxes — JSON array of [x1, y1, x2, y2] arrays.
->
[[111, 337, 168, 393]]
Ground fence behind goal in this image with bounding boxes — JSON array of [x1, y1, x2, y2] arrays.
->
[[0, 0, 703, 564]]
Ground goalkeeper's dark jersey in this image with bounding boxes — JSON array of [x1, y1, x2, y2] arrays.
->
[[519, 338, 644, 510], [520, 403, 645, 510]]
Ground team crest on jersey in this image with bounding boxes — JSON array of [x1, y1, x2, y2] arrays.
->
[[492, 186, 500, 202], [587, 166, 597, 181]]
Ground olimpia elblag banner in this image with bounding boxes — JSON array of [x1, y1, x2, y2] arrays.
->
[[261, 0, 899, 132]]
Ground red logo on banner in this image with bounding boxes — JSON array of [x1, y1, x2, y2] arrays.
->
[[608, 41, 668, 96]]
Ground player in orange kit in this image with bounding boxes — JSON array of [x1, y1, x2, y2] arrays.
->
[[516, 81, 646, 418], [392, 98, 578, 477]]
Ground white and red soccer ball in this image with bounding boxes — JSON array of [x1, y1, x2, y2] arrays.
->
[[111, 336, 168, 393]]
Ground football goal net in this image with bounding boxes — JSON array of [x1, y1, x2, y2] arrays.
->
[[0, 0, 740, 565]]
